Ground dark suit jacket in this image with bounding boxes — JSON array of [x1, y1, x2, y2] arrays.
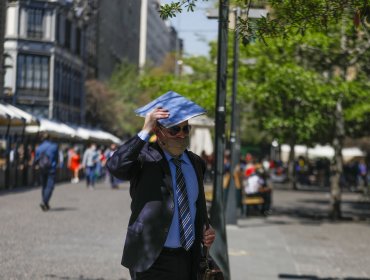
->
[[106, 135, 207, 276]]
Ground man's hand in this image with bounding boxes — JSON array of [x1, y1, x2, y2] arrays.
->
[[203, 226, 216, 248], [142, 107, 170, 133]]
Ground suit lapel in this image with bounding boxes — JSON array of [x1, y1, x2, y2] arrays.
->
[[152, 142, 173, 194]]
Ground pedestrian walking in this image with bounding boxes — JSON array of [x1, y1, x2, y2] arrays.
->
[[105, 143, 120, 189], [82, 143, 98, 189], [68, 146, 81, 183], [106, 91, 216, 280], [95, 147, 106, 181], [34, 133, 59, 211]]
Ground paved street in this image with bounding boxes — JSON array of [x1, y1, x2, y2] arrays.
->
[[1, 180, 370, 280]]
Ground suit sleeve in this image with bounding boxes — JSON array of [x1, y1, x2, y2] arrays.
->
[[106, 135, 146, 181]]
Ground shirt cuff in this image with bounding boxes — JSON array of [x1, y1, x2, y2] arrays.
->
[[138, 130, 151, 142]]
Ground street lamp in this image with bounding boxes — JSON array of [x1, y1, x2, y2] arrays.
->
[[224, 7, 267, 225], [207, 0, 230, 279], [225, 7, 240, 225], [206, 4, 267, 279]]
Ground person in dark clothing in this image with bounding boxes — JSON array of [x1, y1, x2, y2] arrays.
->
[[35, 133, 59, 211], [106, 91, 215, 280]]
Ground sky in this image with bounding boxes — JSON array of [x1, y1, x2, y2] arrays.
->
[[161, 0, 218, 57]]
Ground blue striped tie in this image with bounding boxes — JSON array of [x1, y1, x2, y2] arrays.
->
[[172, 158, 194, 250]]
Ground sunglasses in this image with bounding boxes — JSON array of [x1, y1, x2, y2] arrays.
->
[[159, 124, 192, 136]]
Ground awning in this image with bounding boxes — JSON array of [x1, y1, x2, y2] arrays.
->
[[3, 103, 39, 125], [281, 144, 366, 162], [26, 118, 77, 139], [0, 103, 28, 135], [87, 129, 121, 144], [0, 103, 25, 126], [75, 127, 91, 140], [0, 103, 121, 144]]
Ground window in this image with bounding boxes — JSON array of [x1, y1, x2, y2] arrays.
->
[[76, 27, 81, 55], [17, 54, 49, 91], [27, 8, 44, 39], [65, 19, 71, 49], [56, 13, 60, 44]]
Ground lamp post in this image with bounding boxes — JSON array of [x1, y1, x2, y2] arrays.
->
[[207, 4, 267, 279], [225, 7, 240, 225], [208, 0, 230, 279], [225, 7, 266, 224]]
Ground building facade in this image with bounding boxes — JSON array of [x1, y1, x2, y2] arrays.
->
[[3, 0, 88, 124], [95, 0, 182, 78], [2, 0, 182, 124], [139, 0, 183, 69], [96, 0, 141, 80]]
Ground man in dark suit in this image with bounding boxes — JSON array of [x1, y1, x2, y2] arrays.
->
[[35, 132, 59, 211], [106, 92, 215, 280]]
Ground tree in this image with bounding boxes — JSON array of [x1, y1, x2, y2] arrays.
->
[[85, 63, 147, 138], [139, 56, 217, 113], [239, 39, 330, 189], [238, 20, 370, 218], [87, 57, 217, 139], [160, 1, 370, 42], [160, 0, 370, 220], [297, 19, 370, 219]]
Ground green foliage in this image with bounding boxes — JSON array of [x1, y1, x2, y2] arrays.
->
[[342, 78, 370, 136], [161, 1, 370, 44], [159, 0, 206, 19], [237, 17, 370, 146], [93, 1, 370, 147], [239, 51, 328, 144], [139, 57, 217, 116], [91, 56, 217, 137], [85, 63, 149, 137], [108, 64, 149, 135]]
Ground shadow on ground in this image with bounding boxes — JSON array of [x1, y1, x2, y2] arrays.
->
[[279, 273, 370, 280], [48, 207, 78, 212], [271, 202, 370, 223], [45, 274, 127, 280], [238, 196, 370, 226], [0, 185, 41, 196]]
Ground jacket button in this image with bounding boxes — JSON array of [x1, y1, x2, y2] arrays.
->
[[164, 227, 169, 233], [169, 202, 174, 209]]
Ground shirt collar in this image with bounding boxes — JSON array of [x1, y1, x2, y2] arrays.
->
[[162, 149, 190, 165]]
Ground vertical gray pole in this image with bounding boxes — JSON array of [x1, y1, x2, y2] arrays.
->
[[209, 0, 230, 279], [226, 8, 240, 225]]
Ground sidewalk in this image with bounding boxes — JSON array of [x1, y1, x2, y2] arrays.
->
[[227, 186, 370, 280], [0, 180, 369, 280]]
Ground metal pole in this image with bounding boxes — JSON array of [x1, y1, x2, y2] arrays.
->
[[209, 0, 230, 279], [226, 8, 240, 225]]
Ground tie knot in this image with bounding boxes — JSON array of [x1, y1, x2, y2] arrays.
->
[[172, 158, 182, 168]]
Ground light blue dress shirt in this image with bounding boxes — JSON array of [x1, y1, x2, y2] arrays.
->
[[138, 131, 199, 248]]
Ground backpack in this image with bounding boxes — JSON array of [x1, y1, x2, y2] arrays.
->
[[38, 152, 51, 171]]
